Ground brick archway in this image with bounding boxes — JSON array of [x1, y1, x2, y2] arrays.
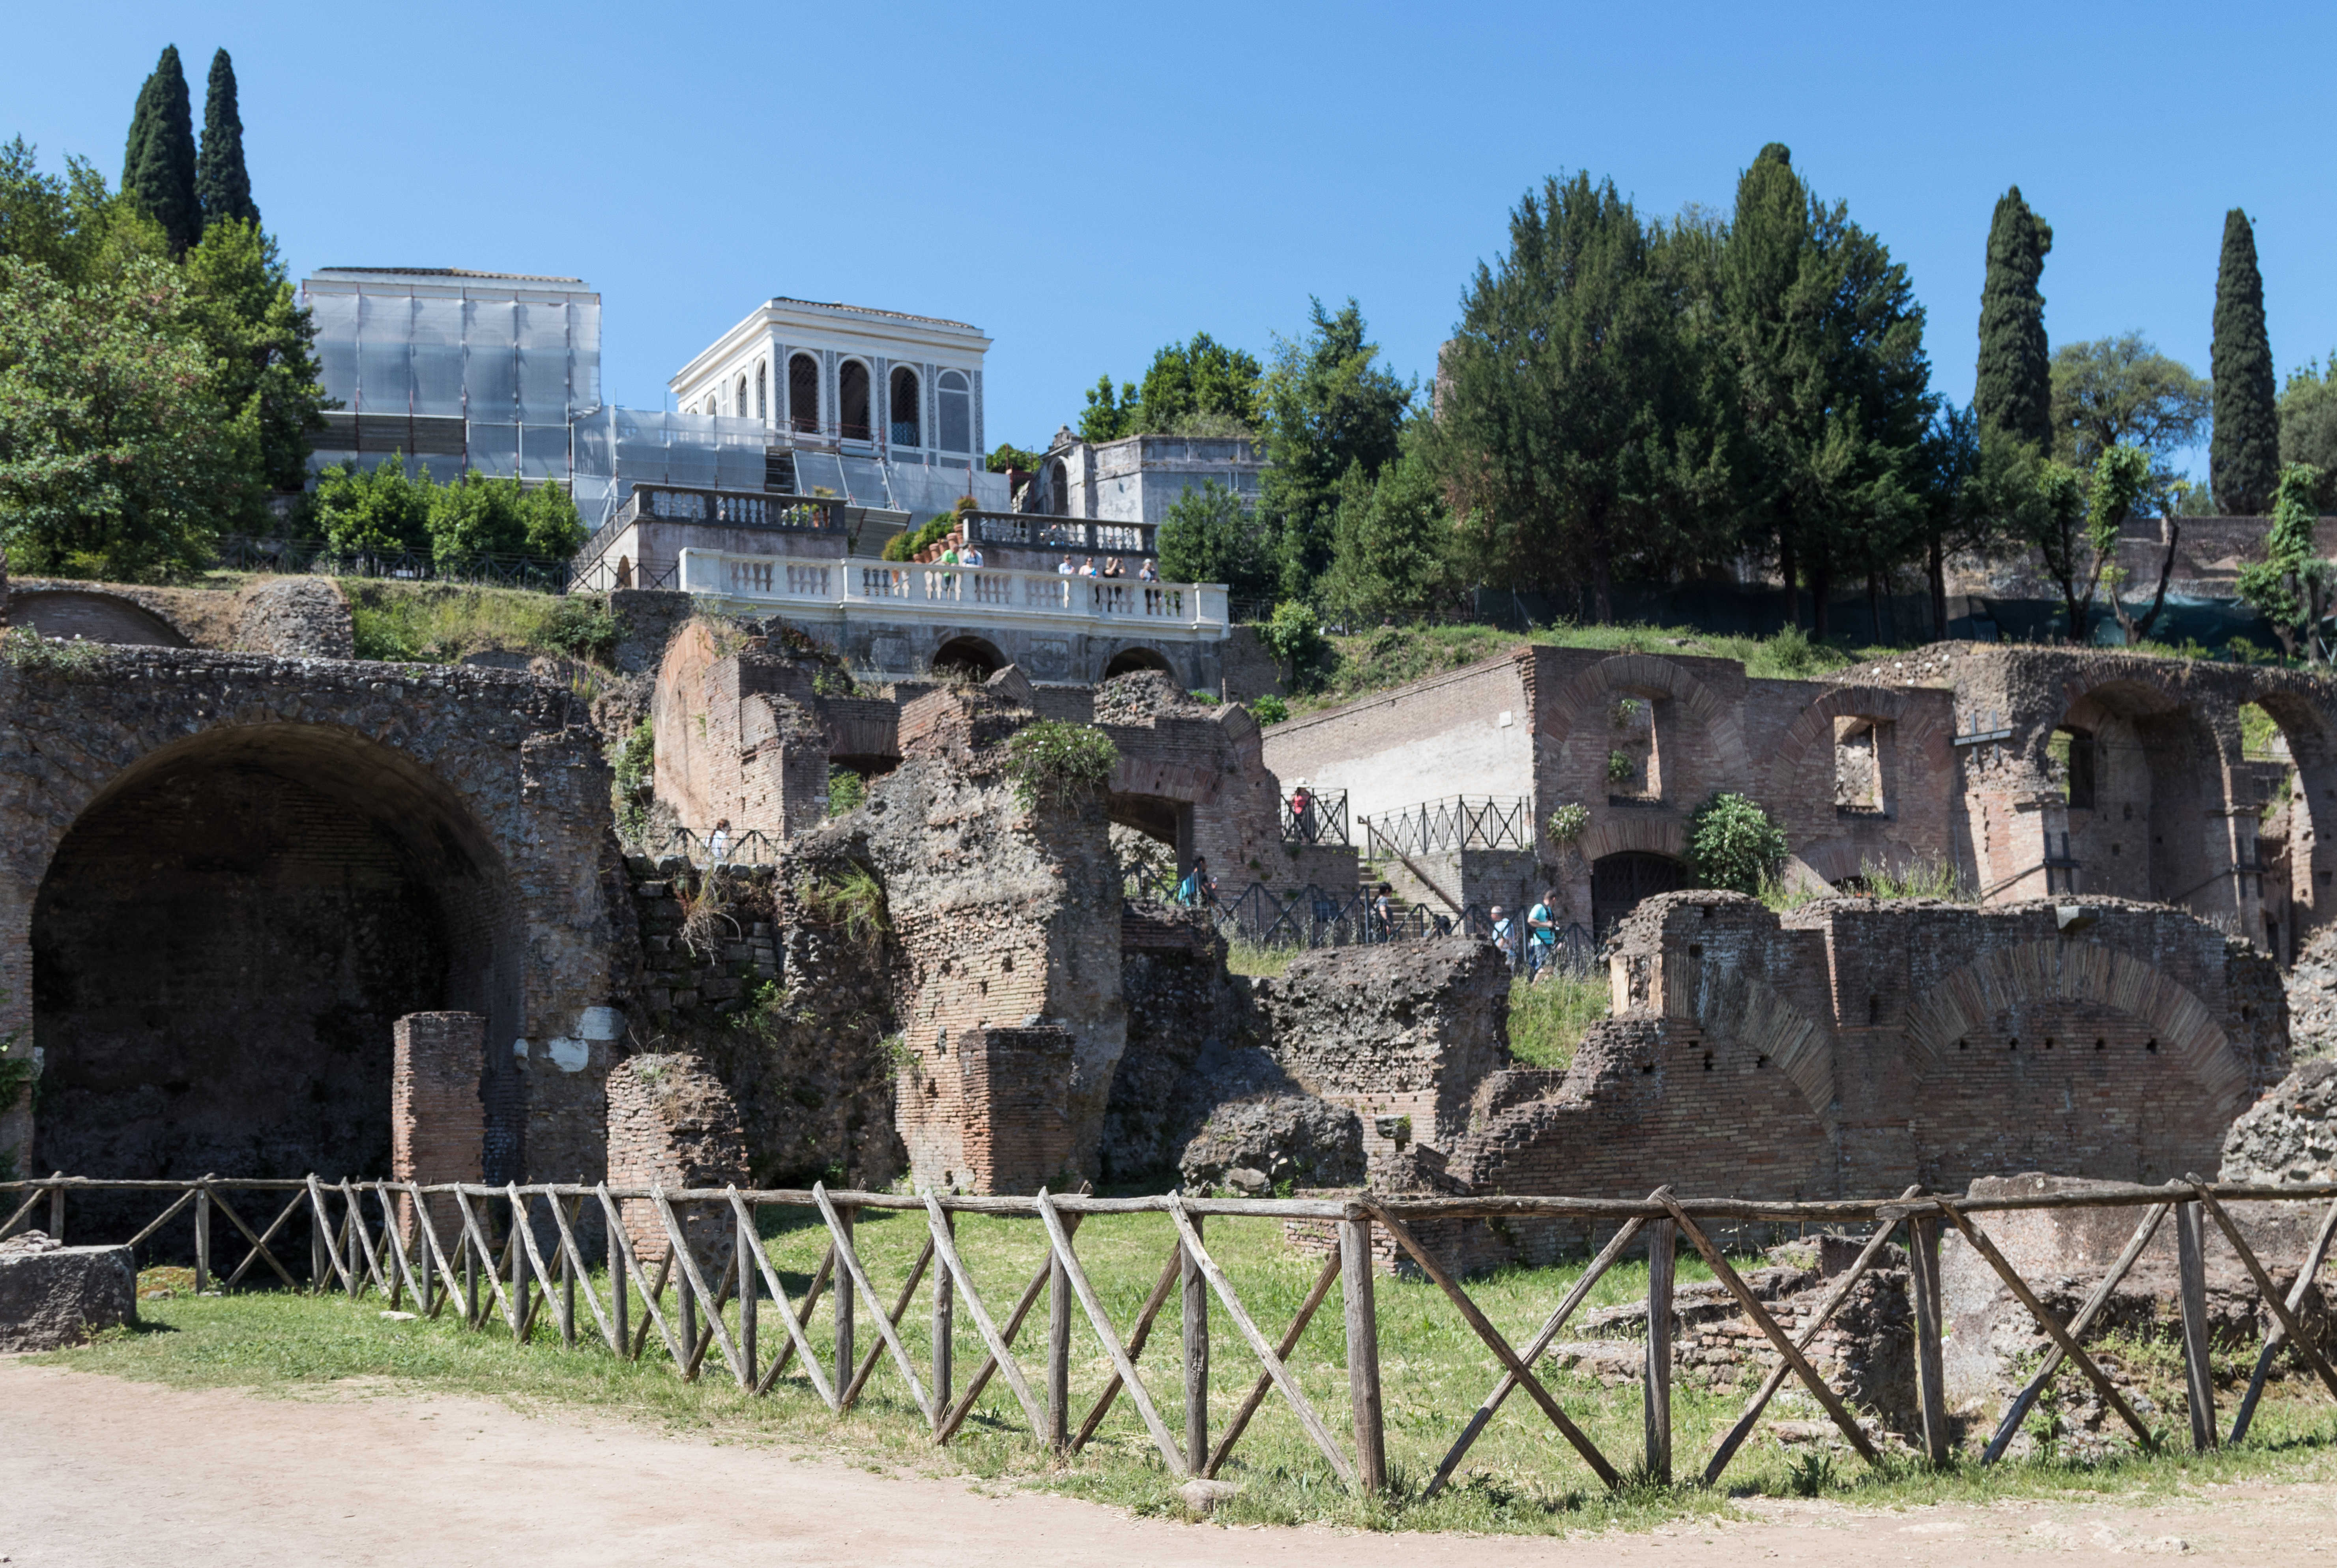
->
[[1541, 653, 1751, 797], [1903, 939, 2249, 1109], [1668, 961, 1836, 1127]]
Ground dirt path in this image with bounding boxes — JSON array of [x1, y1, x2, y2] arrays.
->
[[6, 1362, 2331, 1566]]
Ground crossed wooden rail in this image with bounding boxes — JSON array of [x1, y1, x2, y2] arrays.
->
[[12, 1173, 2337, 1491]]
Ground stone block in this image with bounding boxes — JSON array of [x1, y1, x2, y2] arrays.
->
[[0, 1237, 137, 1351]]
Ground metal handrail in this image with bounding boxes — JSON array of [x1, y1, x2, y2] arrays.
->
[[1366, 795, 1535, 856], [1280, 788, 1349, 846]]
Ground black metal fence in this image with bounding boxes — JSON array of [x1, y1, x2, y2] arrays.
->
[[216, 535, 581, 593], [637, 826, 782, 867], [1279, 788, 1349, 847], [1364, 795, 1536, 856]]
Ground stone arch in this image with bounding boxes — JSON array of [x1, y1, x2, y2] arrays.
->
[[2052, 676, 2228, 911], [1668, 962, 1836, 1127], [1541, 653, 1751, 807], [932, 635, 1005, 678], [1789, 835, 1920, 887], [2238, 678, 2337, 954], [1102, 645, 1174, 681], [1575, 813, 1689, 865], [28, 719, 525, 1205], [10, 589, 189, 647], [1766, 684, 1953, 829], [838, 359, 872, 441], [1903, 939, 2248, 1109]]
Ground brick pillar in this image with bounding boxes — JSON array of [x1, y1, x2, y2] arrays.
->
[[391, 1011, 485, 1246], [605, 1053, 748, 1269]]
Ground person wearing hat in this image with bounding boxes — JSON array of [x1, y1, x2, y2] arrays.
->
[[1288, 778, 1316, 843]]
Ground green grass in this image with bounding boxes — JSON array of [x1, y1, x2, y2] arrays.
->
[[35, 1209, 2337, 1534], [344, 581, 620, 667], [1506, 971, 1609, 1069], [1226, 941, 1303, 979]]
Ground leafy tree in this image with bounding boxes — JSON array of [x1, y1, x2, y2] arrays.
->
[[1319, 445, 1462, 625], [2212, 208, 2280, 514], [1974, 185, 2053, 449], [1967, 432, 2149, 645], [1913, 401, 1987, 637], [1078, 374, 1136, 444], [196, 48, 258, 234], [2049, 334, 2210, 478], [309, 457, 434, 556], [181, 218, 327, 492], [1134, 331, 1261, 434], [1254, 599, 1327, 690], [1256, 298, 1411, 601], [985, 440, 1044, 474], [1688, 792, 1787, 895], [2236, 463, 2335, 660], [0, 138, 167, 286], [424, 473, 584, 566], [0, 255, 254, 579], [1721, 144, 1932, 638], [1433, 173, 1715, 623], [122, 46, 200, 256], [2279, 354, 2337, 475], [1154, 479, 1274, 599]]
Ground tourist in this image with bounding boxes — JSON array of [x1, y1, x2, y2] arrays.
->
[[1102, 556, 1125, 578], [1288, 778, 1316, 843], [1177, 855, 1216, 909], [938, 538, 959, 591], [1372, 881, 1396, 941], [1137, 559, 1158, 582], [960, 541, 983, 569], [1526, 890, 1558, 979], [1058, 555, 1074, 574], [707, 818, 732, 865], [1078, 557, 1099, 578], [1489, 904, 1517, 969]]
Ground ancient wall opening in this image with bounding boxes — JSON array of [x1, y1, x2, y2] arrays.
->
[[28, 725, 522, 1224], [1102, 646, 1173, 681], [9, 590, 189, 647], [2055, 681, 2220, 908], [1590, 850, 1686, 937], [2245, 688, 2337, 960], [932, 636, 1005, 678]]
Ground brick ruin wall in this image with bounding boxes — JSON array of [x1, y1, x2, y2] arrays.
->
[[1427, 892, 2289, 1270], [1, 646, 627, 1248], [604, 1053, 749, 1266], [391, 1011, 485, 1243]]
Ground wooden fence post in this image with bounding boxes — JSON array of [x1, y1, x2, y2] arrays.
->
[[1183, 1212, 1210, 1474], [1341, 1214, 1386, 1494], [737, 1200, 758, 1381], [612, 1226, 628, 1353], [463, 1231, 479, 1326], [511, 1194, 530, 1339], [48, 1174, 63, 1243], [1643, 1216, 1675, 1484], [932, 1209, 954, 1416], [311, 1184, 327, 1293], [834, 1203, 855, 1398], [193, 1183, 211, 1295], [1048, 1233, 1072, 1451], [2177, 1198, 2217, 1451], [1907, 1214, 1949, 1465]]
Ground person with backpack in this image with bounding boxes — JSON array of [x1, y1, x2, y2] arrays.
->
[[1526, 891, 1559, 979], [1177, 855, 1216, 909], [1489, 904, 1517, 971]]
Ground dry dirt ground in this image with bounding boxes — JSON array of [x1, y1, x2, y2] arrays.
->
[[8, 1362, 2337, 1566]]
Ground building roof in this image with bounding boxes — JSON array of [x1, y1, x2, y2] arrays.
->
[[763, 296, 980, 333], [310, 266, 590, 285]]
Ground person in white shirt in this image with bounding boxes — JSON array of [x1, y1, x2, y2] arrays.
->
[[1057, 556, 1074, 575]]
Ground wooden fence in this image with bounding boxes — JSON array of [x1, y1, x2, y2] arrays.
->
[[9, 1174, 2337, 1491]]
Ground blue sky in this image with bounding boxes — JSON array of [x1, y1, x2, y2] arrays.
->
[[11, 1, 2331, 481]]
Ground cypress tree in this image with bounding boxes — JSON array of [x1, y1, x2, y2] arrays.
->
[[122, 45, 200, 255], [1974, 186, 2053, 448], [2211, 207, 2280, 515], [196, 48, 259, 234]]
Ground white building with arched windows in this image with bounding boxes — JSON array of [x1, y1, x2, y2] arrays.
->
[[666, 297, 1008, 520]]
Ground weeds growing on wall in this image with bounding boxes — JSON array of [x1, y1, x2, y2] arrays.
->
[[826, 766, 865, 817], [798, 864, 888, 948], [1506, 970, 1608, 1069], [609, 719, 653, 843], [1687, 792, 1787, 896], [0, 626, 105, 673], [676, 874, 738, 957], [1247, 693, 1289, 725], [1002, 720, 1118, 809], [540, 599, 623, 664]]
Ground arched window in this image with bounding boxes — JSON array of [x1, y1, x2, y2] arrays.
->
[[889, 367, 921, 447], [838, 361, 871, 442], [756, 362, 767, 421], [1046, 457, 1068, 516], [937, 369, 971, 453], [788, 354, 820, 434], [736, 375, 748, 418]]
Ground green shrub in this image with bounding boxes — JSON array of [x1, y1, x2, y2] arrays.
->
[[609, 719, 653, 842], [1546, 802, 1589, 844], [799, 864, 888, 946], [541, 599, 622, 664], [1248, 694, 1289, 725], [1688, 792, 1787, 896], [1186, 689, 1220, 705], [0, 626, 105, 673], [827, 765, 865, 816], [1003, 719, 1119, 808]]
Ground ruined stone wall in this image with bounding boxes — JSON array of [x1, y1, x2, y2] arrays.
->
[[7, 576, 353, 658], [652, 623, 832, 842], [0, 648, 627, 1218], [1439, 893, 2290, 1268], [1256, 937, 1513, 1164], [605, 1053, 749, 1265], [1100, 935, 1272, 1183]]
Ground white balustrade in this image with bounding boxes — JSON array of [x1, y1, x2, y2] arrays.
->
[[677, 549, 1223, 632]]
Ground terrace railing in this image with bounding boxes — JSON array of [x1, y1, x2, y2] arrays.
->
[[13, 1171, 2335, 1491], [677, 550, 1226, 631], [1363, 795, 1536, 857], [1280, 789, 1349, 847], [965, 513, 1154, 558]]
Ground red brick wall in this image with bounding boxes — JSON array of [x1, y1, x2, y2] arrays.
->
[[391, 1012, 484, 1244]]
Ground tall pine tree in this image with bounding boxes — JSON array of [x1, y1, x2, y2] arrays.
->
[[1974, 186, 2053, 449], [2211, 207, 2279, 515], [122, 45, 199, 255], [196, 48, 258, 234]]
